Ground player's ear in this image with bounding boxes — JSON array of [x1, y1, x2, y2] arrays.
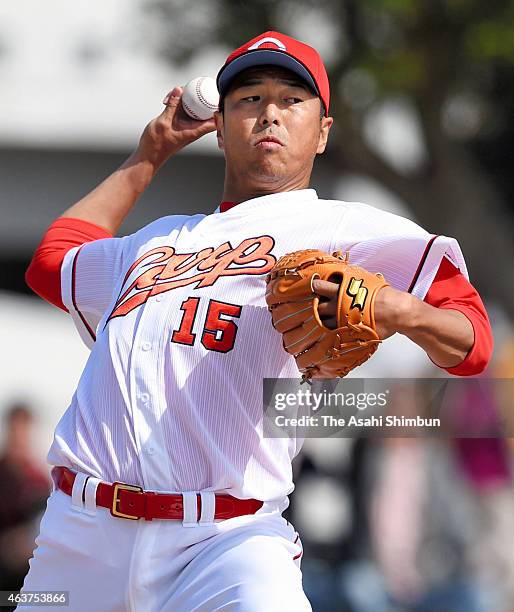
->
[[316, 116, 333, 154], [214, 111, 224, 150]]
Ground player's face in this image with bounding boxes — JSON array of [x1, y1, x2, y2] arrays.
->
[[215, 67, 333, 196]]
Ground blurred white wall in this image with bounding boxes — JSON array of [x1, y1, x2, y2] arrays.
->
[[0, 0, 224, 151]]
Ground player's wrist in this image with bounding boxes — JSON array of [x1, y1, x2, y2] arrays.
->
[[374, 286, 415, 339], [122, 150, 167, 194], [394, 292, 424, 337], [133, 142, 173, 170], [134, 121, 183, 173]]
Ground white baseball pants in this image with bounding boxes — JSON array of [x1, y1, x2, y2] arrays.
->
[[18, 482, 311, 611]]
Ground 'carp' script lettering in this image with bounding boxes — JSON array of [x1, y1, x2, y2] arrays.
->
[[107, 235, 276, 320]]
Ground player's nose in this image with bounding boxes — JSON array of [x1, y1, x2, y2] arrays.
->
[[258, 102, 281, 127]]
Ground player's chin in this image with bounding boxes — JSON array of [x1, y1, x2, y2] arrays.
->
[[250, 149, 287, 171], [245, 168, 284, 185], [250, 153, 284, 174]]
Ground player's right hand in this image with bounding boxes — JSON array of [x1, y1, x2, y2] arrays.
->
[[136, 86, 217, 167]]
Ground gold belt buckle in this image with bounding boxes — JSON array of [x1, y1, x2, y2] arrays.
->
[[111, 482, 144, 520]]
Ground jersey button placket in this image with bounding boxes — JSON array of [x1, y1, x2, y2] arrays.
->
[[131, 297, 174, 490]]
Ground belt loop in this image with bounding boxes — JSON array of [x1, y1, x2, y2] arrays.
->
[[143, 491, 156, 521], [199, 492, 215, 525], [71, 472, 89, 512], [182, 492, 198, 527], [83, 477, 101, 515]]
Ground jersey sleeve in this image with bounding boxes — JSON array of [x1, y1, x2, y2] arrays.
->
[[424, 257, 493, 376], [330, 203, 492, 376], [25, 217, 113, 311], [60, 233, 129, 348], [330, 203, 468, 299]]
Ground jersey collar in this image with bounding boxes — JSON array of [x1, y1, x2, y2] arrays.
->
[[219, 201, 238, 213], [215, 189, 318, 213]]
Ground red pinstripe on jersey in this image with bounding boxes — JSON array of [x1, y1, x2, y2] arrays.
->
[[408, 234, 438, 294], [71, 245, 96, 342]]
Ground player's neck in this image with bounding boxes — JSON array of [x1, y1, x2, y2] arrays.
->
[[222, 175, 312, 205]]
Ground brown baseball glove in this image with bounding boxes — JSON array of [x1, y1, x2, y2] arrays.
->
[[265, 249, 390, 380]]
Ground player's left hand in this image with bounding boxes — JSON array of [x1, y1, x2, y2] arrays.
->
[[312, 279, 411, 340]]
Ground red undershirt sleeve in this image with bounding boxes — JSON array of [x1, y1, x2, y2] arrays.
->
[[423, 257, 493, 376], [25, 218, 113, 311]]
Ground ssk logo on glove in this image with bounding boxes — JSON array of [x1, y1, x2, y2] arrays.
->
[[346, 278, 368, 311]]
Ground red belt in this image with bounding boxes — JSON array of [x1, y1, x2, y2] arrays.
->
[[53, 466, 263, 521]]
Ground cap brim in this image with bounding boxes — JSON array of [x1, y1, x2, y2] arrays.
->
[[217, 49, 319, 97]]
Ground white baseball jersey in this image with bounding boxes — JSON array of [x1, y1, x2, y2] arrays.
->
[[50, 189, 467, 501]]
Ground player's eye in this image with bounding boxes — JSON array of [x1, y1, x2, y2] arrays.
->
[[285, 97, 304, 104], [241, 95, 260, 102]]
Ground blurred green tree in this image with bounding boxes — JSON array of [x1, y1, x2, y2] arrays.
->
[[141, 0, 514, 311]]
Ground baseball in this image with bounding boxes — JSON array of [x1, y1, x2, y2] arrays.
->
[[181, 76, 219, 121]]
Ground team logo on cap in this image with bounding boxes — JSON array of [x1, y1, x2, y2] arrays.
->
[[248, 37, 286, 51]]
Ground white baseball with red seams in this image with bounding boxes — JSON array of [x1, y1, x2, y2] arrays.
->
[[181, 76, 219, 120]]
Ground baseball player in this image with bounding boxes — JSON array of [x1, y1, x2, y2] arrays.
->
[[23, 31, 492, 611]]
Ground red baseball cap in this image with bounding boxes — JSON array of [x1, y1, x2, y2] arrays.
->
[[216, 31, 330, 116]]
